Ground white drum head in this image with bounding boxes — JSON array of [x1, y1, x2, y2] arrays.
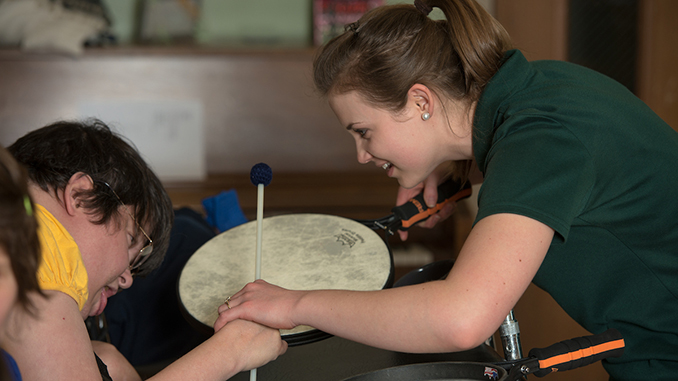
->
[[179, 213, 392, 345]]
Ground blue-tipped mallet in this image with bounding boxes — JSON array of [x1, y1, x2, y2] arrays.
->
[[250, 162, 273, 187], [250, 163, 272, 280], [250, 163, 272, 381]]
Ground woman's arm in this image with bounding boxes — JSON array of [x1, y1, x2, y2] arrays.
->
[[216, 213, 554, 353], [150, 320, 287, 381], [6, 290, 286, 381]]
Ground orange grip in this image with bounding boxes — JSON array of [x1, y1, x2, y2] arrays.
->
[[529, 329, 624, 377], [400, 186, 472, 228]]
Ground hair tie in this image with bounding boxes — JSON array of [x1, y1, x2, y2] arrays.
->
[[24, 195, 33, 216], [414, 0, 432, 16], [345, 21, 360, 34]]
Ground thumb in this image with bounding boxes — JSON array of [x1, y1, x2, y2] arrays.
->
[[423, 176, 440, 208], [398, 229, 409, 241]]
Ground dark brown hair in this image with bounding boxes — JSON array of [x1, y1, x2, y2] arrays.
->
[[9, 120, 174, 277], [0, 145, 42, 313], [313, 0, 512, 109]]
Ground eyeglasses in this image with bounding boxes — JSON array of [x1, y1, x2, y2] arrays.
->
[[100, 182, 153, 276]]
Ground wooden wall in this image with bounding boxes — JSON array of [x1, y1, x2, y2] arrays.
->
[[496, 0, 569, 62], [637, 0, 678, 130], [0, 48, 365, 174]]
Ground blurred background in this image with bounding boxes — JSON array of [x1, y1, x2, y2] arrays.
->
[[0, 1, 676, 380], [0, 0, 674, 178]]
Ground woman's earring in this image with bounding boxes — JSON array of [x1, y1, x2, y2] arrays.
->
[[421, 112, 431, 121]]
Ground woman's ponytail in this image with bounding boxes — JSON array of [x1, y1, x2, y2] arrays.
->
[[430, 0, 512, 100], [313, 0, 512, 106]]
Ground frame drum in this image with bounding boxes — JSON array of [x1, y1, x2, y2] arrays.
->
[[179, 213, 393, 346]]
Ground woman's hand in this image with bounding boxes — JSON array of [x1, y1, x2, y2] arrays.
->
[[396, 167, 457, 241], [214, 279, 305, 333], [164, 318, 287, 379], [217, 319, 288, 372]]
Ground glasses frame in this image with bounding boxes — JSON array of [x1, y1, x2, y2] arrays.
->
[[100, 181, 153, 276]]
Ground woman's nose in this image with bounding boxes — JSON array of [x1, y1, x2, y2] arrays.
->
[[356, 144, 373, 164]]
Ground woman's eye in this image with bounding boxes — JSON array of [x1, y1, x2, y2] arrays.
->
[[355, 129, 367, 137], [129, 234, 136, 246]]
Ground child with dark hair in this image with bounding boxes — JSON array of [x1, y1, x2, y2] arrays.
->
[[5, 120, 286, 381]]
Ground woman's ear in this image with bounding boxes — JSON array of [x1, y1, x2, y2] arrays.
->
[[408, 84, 434, 119], [63, 172, 94, 216]]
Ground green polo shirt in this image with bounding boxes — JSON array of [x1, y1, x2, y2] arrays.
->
[[473, 50, 678, 380]]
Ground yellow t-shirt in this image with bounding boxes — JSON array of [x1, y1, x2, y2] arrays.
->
[[35, 204, 89, 311]]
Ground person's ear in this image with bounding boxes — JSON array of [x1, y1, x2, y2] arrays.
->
[[408, 84, 435, 121], [63, 172, 94, 216]]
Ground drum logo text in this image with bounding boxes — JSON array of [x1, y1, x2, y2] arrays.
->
[[334, 229, 365, 248]]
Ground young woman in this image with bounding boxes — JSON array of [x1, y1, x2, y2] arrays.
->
[[214, 1, 678, 380], [4, 121, 286, 381]]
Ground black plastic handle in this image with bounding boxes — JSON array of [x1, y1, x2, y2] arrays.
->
[[528, 328, 625, 377], [391, 177, 472, 231]]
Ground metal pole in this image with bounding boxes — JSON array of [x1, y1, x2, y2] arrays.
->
[[499, 310, 523, 361]]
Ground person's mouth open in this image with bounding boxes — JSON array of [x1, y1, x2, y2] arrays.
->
[[381, 162, 394, 177], [92, 286, 117, 317]]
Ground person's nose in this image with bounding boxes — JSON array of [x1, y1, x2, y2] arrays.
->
[[356, 143, 373, 164]]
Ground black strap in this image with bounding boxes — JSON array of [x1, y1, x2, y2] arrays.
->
[[94, 352, 114, 381]]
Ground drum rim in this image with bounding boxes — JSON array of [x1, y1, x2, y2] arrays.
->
[[342, 361, 508, 381], [282, 327, 333, 346]]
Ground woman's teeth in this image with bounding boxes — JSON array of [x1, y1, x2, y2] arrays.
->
[[382, 162, 392, 170]]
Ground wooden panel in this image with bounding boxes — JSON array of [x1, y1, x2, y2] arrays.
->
[[165, 171, 401, 220], [496, 0, 569, 61], [637, 0, 678, 131], [0, 48, 365, 173]]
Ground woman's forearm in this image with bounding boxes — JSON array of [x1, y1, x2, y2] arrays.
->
[[151, 319, 286, 381], [293, 282, 488, 353]]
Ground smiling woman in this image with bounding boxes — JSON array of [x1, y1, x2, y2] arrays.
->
[[3, 120, 286, 381]]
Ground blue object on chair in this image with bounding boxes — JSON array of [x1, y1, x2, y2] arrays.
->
[[201, 189, 248, 232]]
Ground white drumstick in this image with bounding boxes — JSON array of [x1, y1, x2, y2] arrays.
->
[[255, 181, 264, 279], [250, 163, 271, 279], [249, 163, 272, 381]]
